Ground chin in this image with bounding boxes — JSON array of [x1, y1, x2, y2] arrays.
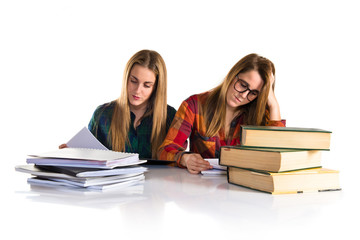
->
[[129, 100, 141, 106], [226, 100, 239, 109]]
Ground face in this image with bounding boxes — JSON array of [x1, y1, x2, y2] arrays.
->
[[226, 70, 264, 110], [127, 64, 156, 110]]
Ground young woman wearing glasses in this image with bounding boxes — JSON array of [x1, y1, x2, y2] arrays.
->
[[157, 53, 284, 173], [60, 50, 176, 159]]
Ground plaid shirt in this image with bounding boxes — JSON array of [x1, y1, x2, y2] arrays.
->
[[157, 92, 285, 166], [88, 102, 176, 159]]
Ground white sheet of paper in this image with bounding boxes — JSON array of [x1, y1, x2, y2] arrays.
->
[[204, 158, 227, 170], [201, 169, 227, 175], [66, 127, 108, 150]]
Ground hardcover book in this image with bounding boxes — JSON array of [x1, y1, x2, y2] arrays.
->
[[241, 126, 332, 150], [227, 167, 341, 194], [220, 146, 322, 172]]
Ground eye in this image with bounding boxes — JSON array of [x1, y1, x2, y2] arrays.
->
[[239, 80, 248, 88], [251, 91, 258, 96], [144, 84, 151, 88]]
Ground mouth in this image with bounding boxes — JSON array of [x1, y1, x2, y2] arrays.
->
[[132, 95, 140, 100], [234, 95, 242, 103]]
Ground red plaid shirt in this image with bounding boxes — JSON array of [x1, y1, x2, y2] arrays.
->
[[157, 92, 285, 166]]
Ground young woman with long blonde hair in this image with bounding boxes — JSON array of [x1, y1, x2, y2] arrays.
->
[[85, 50, 176, 159], [157, 53, 284, 173]]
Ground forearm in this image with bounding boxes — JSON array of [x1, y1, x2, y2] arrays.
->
[[267, 91, 281, 121], [157, 140, 187, 163], [268, 100, 281, 121]]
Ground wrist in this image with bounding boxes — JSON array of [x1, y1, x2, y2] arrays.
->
[[267, 90, 277, 107], [179, 155, 187, 167], [178, 152, 193, 168], [268, 98, 279, 110], [268, 101, 281, 121]]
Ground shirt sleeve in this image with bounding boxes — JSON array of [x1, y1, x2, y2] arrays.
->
[[87, 104, 112, 149], [88, 106, 100, 137], [266, 119, 286, 127], [264, 109, 286, 127], [165, 105, 177, 132], [157, 99, 196, 167]]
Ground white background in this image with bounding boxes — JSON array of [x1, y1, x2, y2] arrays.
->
[[1, 0, 359, 239]]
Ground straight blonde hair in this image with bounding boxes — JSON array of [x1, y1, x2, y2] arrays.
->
[[203, 53, 275, 137], [110, 50, 168, 158]]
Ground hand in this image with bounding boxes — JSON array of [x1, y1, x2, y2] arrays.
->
[[59, 144, 68, 149], [180, 153, 213, 174]]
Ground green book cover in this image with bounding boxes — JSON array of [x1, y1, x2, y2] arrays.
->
[[241, 125, 332, 133], [240, 126, 332, 150], [221, 145, 311, 153]]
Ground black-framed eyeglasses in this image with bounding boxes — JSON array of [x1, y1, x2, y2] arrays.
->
[[234, 75, 260, 101]]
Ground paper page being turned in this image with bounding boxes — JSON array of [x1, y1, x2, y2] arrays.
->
[[201, 158, 227, 176], [205, 158, 227, 170], [66, 127, 108, 150]]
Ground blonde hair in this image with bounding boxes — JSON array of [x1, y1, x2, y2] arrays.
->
[[110, 50, 168, 158], [204, 53, 275, 137]]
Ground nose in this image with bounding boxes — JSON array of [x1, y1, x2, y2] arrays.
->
[[239, 89, 250, 99], [133, 83, 142, 93]]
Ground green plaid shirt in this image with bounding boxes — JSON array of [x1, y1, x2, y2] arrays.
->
[[88, 101, 176, 159]]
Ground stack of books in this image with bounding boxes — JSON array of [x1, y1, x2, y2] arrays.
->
[[219, 126, 341, 194], [15, 127, 147, 191]]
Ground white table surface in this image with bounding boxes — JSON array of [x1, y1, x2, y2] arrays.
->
[[6, 164, 359, 240]]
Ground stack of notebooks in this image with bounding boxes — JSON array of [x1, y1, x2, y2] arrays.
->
[[219, 126, 341, 194], [16, 127, 147, 191]]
